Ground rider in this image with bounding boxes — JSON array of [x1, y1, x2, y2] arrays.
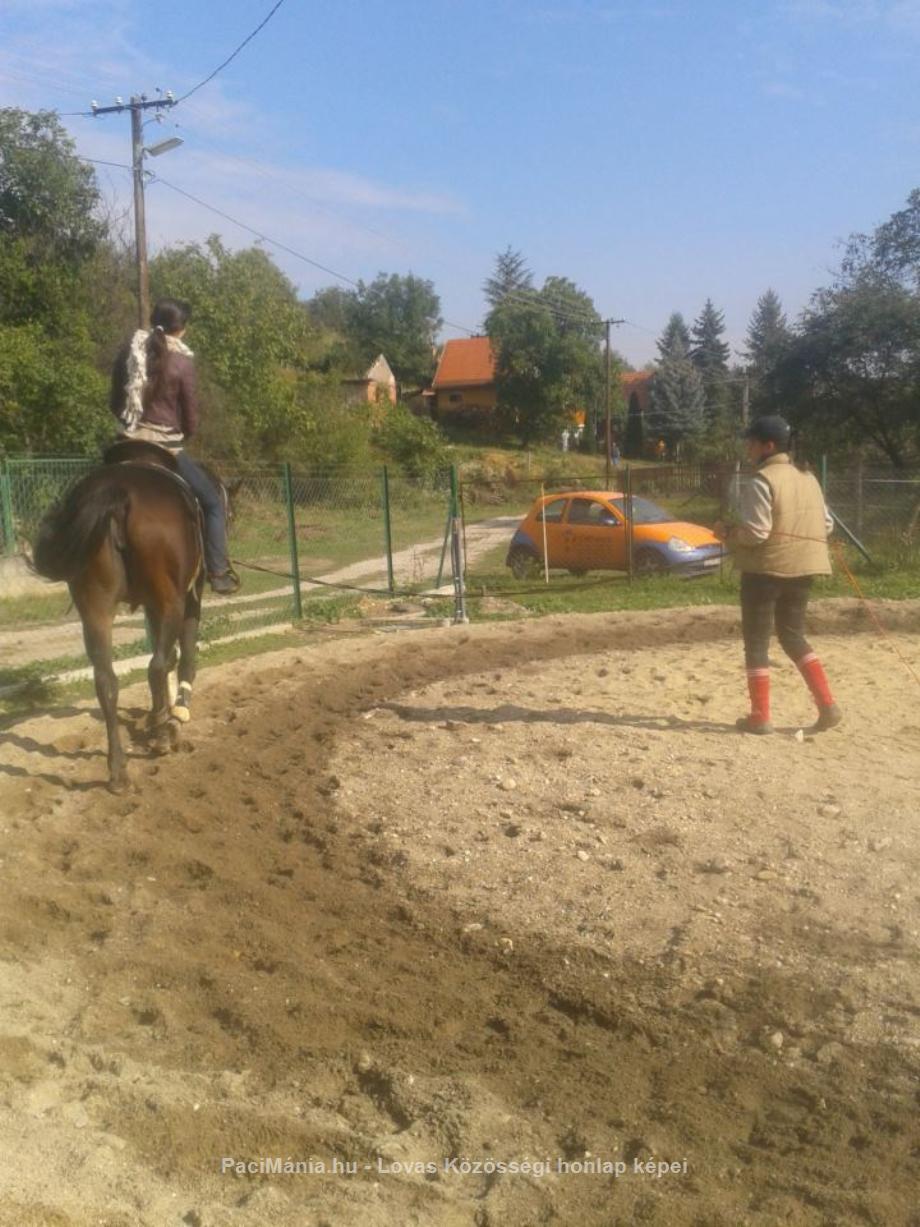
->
[[110, 298, 240, 595]]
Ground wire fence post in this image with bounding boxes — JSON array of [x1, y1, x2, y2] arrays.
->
[[449, 465, 468, 624], [281, 461, 303, 622], [381, 465, 395, 594], [625, 464, 635, 581], [820, 454, 828, 495], [0, 460, 14, 555]]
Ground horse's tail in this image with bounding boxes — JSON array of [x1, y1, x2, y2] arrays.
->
[[31, 475, 130, 583]]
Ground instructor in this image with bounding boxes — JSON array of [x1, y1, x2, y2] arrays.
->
[[714, 415, 842, 736]]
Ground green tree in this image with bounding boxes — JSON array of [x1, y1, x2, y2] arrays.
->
[[486, 276, 605, 445], [690, 298, 731, 428], [483, 246, 533, 310], [150, 236, 321, 458], [775, 191, 920, 469], [779, 274, 920, 469], [345, 272, 442, 390], [744, 289, 791, 415], [0, 108, 115, 455], [0, 108, 103, 268], [656, 312, 691, 361], [651, 333, 706, 455]]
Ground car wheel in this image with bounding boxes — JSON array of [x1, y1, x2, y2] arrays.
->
[[634, 547, 666, 576], [508, 545, 539, 580]]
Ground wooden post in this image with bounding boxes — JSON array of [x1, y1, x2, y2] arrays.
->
[[282, 462, 303, 621], [0, 460, 14, 555], [381, 465, 395, 594], [625, 464, 635, 581]]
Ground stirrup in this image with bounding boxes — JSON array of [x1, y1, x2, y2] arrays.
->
[[209, 567, 240, 594]]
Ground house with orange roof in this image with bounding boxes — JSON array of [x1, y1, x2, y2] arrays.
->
[[430, 336, 497, 416]]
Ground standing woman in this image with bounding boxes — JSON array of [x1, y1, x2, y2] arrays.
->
[[110, 298, 240, 594], [714, 415, 841, 735]]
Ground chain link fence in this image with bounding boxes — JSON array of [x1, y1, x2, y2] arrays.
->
[[0, 458, 454, 679], [1, 455, 917, 667], [457, 459, 920, 597], [824, 466, 920, 568]]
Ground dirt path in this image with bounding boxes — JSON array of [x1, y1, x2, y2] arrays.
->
[[0, 601, 918, 1226], [0, 516, 517, 669]]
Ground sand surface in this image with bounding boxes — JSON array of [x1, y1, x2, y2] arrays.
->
[[1, 601, 918, 1226]]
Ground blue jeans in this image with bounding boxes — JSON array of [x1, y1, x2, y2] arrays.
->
[[176, 452, 230, 576]]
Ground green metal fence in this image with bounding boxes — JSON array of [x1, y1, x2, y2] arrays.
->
[[1, 453, 917, 665], [0, 458, 455, 672]]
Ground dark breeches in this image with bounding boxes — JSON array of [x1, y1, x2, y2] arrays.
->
[[740, 573, 814, 670], [176, 451, 229, 575]]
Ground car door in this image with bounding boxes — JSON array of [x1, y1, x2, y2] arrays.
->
[[564, 497, 627, 570], [534, 496, 570, 568]]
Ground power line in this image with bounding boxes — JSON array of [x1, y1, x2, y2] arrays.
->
[[149, 174, 478, 336], [5, 142, 132, 172], [175, 0, 289, 104]]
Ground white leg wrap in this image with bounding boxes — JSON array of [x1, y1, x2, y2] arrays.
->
[[171, 681, 193, 724]]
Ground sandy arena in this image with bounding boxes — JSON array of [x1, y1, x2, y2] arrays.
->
[[0, 603, 918, 1227]]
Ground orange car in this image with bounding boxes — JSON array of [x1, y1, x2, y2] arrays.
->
[[506, 490, 724, 578]]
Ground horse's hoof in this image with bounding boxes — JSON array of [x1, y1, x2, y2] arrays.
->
[[108, 775, 129, 794], [170, 702, 191, 724]]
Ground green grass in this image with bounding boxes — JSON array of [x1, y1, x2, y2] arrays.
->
[[0, 588, 77, 627], [459, 547, 918, 620], [0, 594, 366, 722]]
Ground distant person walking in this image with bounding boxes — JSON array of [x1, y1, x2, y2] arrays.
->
[[714, 415, 841, 735]]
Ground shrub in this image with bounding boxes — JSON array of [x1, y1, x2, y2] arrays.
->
[[375, 402, 450, 487]]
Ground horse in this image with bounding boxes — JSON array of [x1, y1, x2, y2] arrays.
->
[[32, 440, 207, 792]]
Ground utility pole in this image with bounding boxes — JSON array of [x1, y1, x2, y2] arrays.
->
[[603, 317, 625, 489], [741, 368, 750, 429], [91, 93, 177, 327]]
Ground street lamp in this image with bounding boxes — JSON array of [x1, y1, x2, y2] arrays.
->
[[144, 136, 183, 158]]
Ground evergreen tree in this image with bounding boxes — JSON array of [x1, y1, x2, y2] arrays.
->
[[483, 247, 533, 310], [656, 312, 691, 361], [744, 289, 791, 414], [690, 298, 731, 429], [651, 334, 705, 455]]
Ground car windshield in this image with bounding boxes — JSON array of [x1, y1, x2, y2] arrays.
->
[[610, 496, 672, 525]]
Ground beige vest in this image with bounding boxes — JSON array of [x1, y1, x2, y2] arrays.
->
[[733, 455, 831, 577]]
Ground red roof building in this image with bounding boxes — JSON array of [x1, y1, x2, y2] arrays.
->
[[431, 337, 497, 414]]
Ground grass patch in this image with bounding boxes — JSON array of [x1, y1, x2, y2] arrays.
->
[[0, 588, 76, 627], [0, 662, 61, 709]]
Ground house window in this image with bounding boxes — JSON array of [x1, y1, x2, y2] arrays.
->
[[448, 392, 462, 404]]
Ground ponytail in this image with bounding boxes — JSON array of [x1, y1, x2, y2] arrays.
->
[[142, 298, 191, 411], [143, 325, 170, 411]]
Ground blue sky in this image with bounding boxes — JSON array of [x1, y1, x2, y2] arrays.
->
[[2, 0, 919, 364]]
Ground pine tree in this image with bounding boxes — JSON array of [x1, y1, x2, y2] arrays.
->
[[744, 289, 791, 414], [690, 299, 730, 429], [656, 312, 691, 361], [483, 247, 533, 310], [651, 334, 706, 455]]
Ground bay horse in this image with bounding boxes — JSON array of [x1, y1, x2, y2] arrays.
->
[[32, 440, 205, 792]]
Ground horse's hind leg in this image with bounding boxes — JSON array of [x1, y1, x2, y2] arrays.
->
[[79, 604, 126, 791], [147, 600, 183, 753], [171, 584, 201, 724]]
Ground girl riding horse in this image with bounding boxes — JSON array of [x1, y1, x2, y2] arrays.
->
[[110, 297, 240, 595]]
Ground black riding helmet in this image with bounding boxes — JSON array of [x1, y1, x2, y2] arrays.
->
[[744, 414, 792, 451]]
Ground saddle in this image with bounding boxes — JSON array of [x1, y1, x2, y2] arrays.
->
[[103, 439, 205, 573]]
